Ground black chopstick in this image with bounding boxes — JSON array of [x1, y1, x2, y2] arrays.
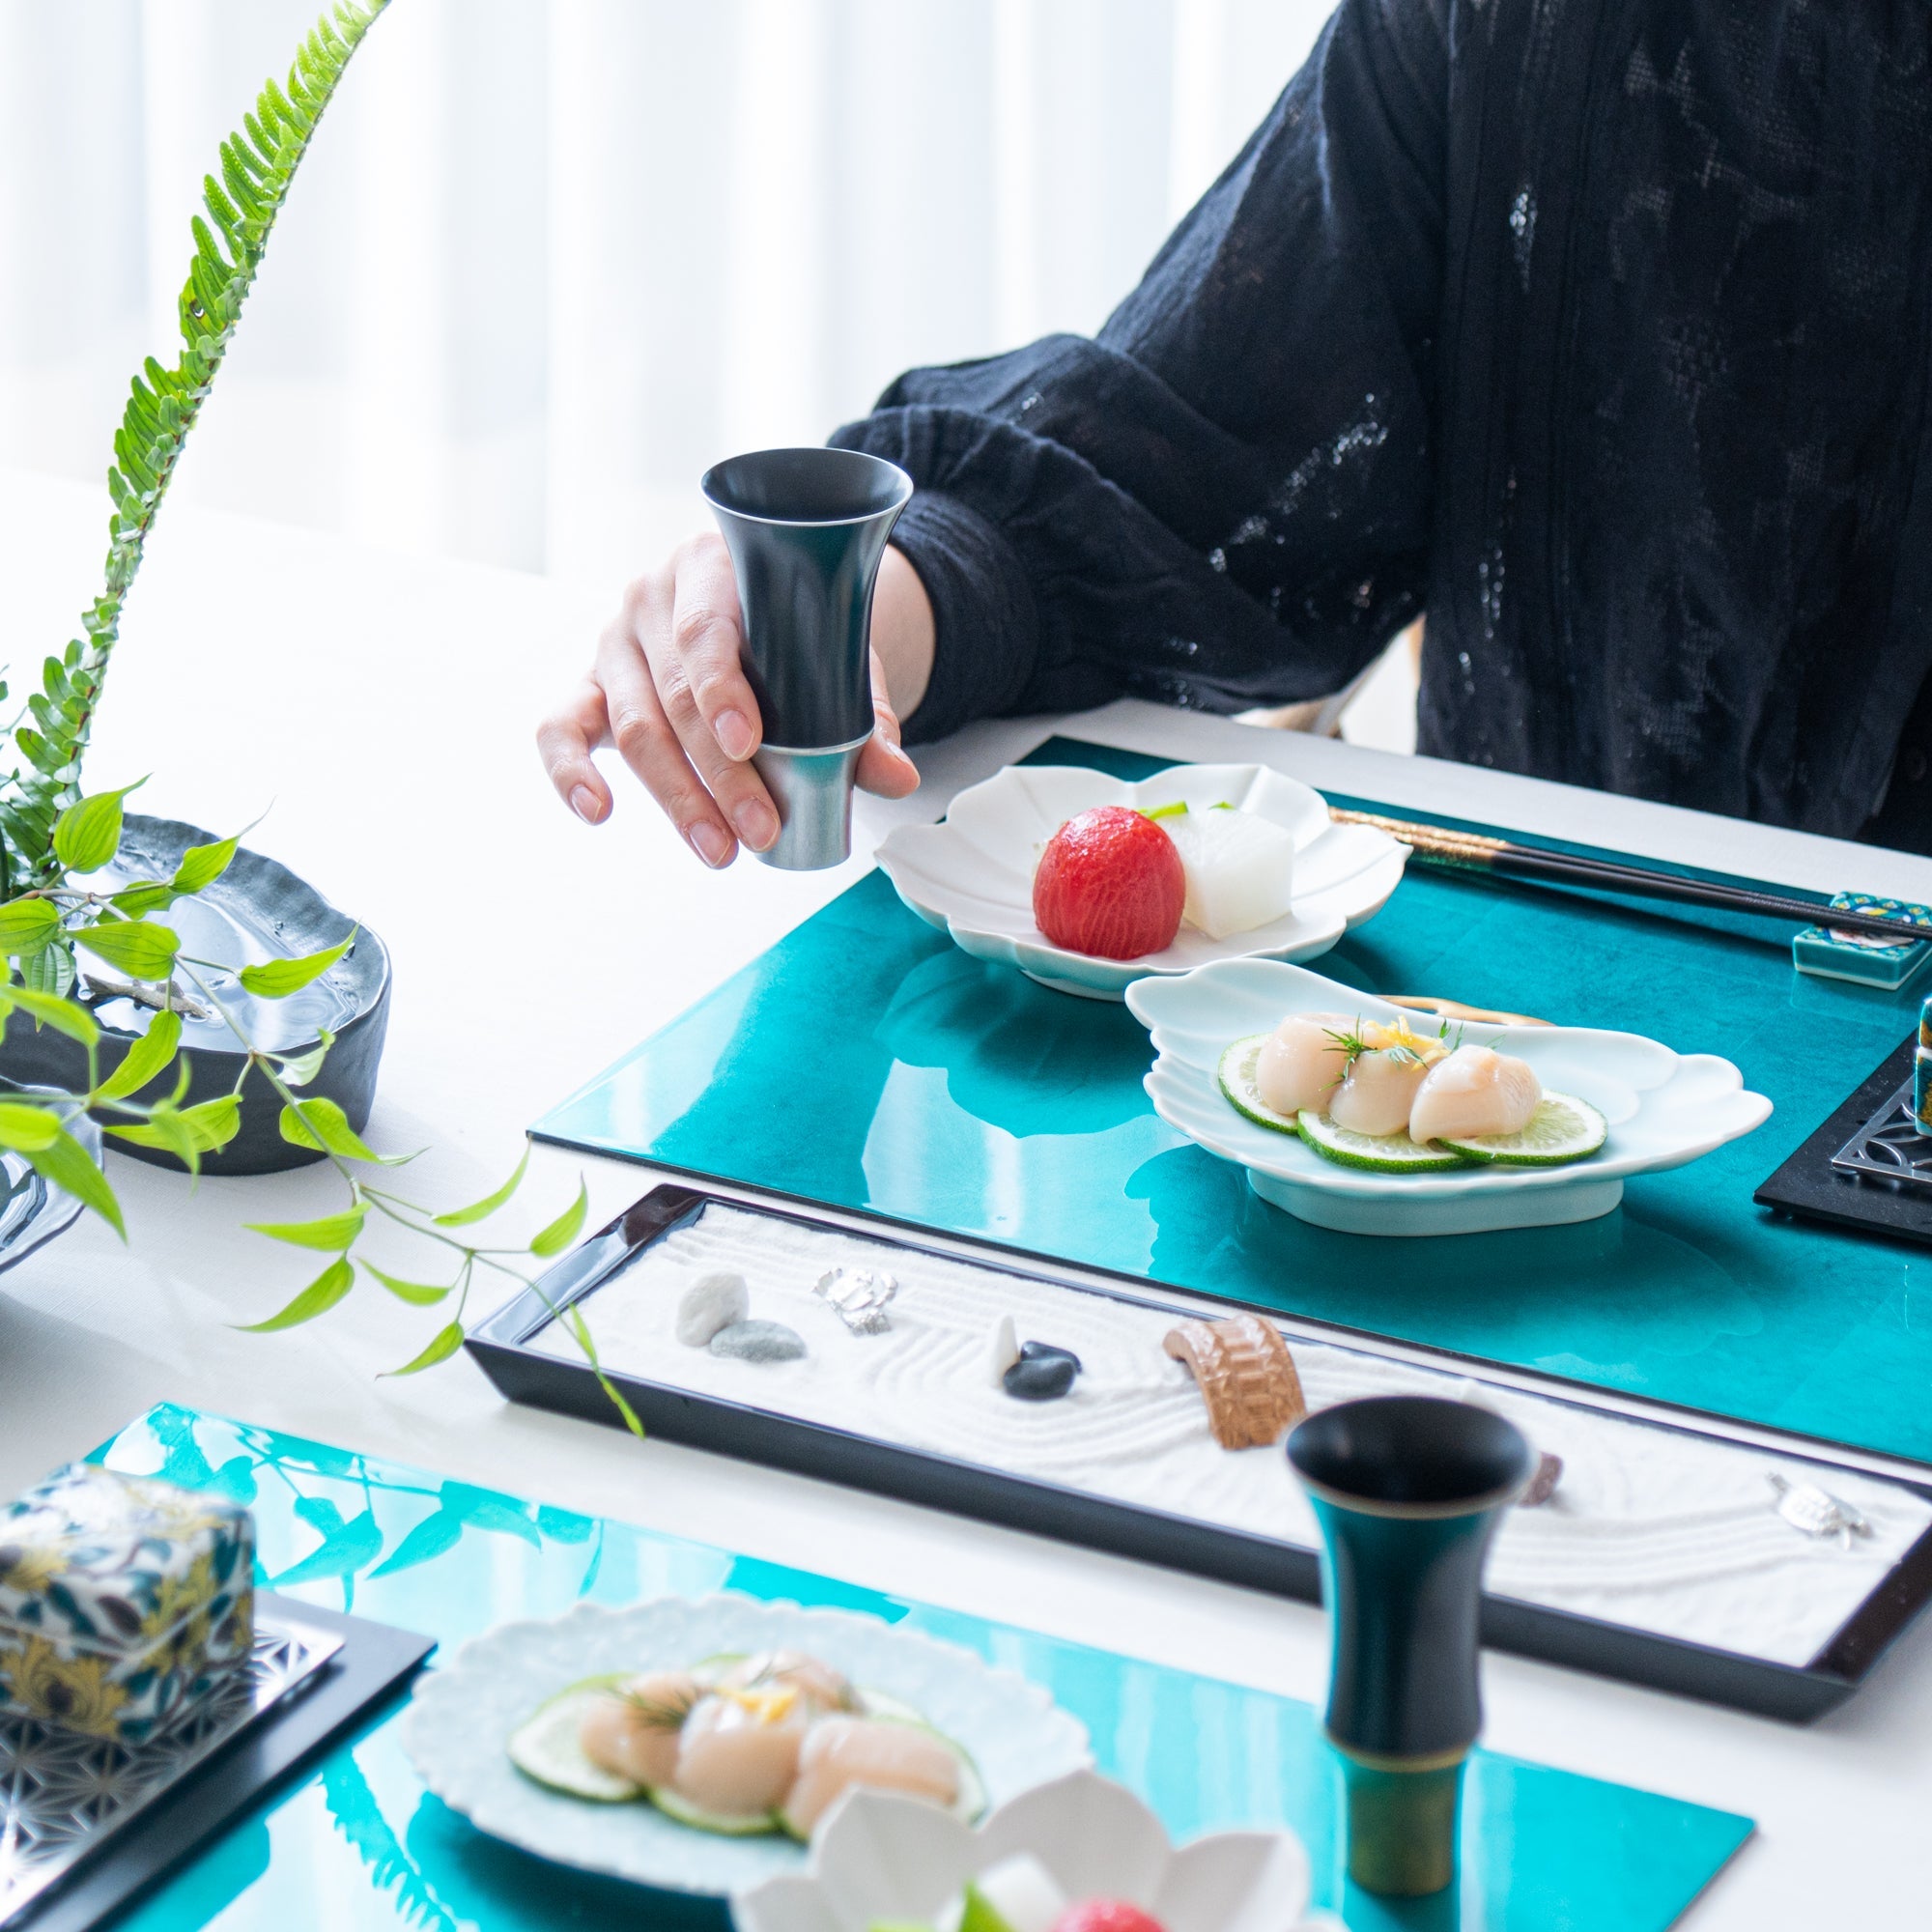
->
[[1330, 808, 1932, 948]]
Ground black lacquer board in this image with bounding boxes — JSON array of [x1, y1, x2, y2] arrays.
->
[[1754, 1036, 1932, 1246], [17, 1597, 433, 1932], [467, 1182, 1932, 1725]]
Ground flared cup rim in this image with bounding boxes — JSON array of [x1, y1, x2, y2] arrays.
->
[[700, 445, 914, 527], [1287, 1394, 1533, 1520]]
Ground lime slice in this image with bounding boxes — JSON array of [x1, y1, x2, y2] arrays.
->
[[1297, 1111, 1469, 1173], [1435, 1091, 1607, 1166], [1218, 1035, 1301, 1136], [507, 1677, 642, 1801], [647, 1786, 779, 1836]]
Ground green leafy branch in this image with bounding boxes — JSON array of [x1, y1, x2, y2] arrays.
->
[[0, 5, 643, 1433], [1, 782, 641, 1437], [0, 1, 390, 893], [203, 962, 639, 1435]]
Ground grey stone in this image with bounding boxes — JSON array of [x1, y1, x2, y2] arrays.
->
[[709, 1319, 808, 1364], [677, 1269, 750, 1347]]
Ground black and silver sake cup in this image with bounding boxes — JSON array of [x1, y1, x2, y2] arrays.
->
[[700, 446, 913, 870], [1287, 1395, 1533, 1897]]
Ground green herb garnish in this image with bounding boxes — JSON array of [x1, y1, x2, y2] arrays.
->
[[619, 1682, 700, 1731]]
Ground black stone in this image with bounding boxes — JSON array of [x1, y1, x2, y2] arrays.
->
[[1003, 1342, 1080, 1402], [1019, 1339, 1082, 1372]]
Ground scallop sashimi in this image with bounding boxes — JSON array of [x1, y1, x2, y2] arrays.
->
[[1328, 1043, 1434, 1136], [1254, 1010, 1356, 1117], [1154, 802, 1296, 939], [508, 1642, 986, 1842], [578, 1671, 697, 1789], [671, 1691, 808, 1820], [778, 1713, 963, 1837], [1321, 1017, 1452, 1135], [1219, 1002, 1608, 1174], [1407, 1044, 1542, 1145]]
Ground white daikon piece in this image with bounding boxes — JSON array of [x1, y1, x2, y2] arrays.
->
[[1159, 804, 1296, 940], [971, 1854, 1068, 1932]]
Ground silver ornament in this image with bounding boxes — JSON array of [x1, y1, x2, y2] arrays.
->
[[813, 1265, 898, 1336]]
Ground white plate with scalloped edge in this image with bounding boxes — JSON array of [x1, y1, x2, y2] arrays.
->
[[1126, 957, 1773, 1236], [734, 1770, 1325, 1932], [399, 1594, 1091, 1898], [875, 763, 1406, 1000]]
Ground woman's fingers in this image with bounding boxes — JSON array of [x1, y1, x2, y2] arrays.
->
[[855, 647, 921, 798], [541, 533, 923, 860], [655, 538, 761, 761], [593, 615, 741, 867], [535, 676, 616, 824], [641, 540, 782, 850]]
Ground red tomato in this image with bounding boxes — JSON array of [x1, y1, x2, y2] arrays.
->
[[1032, 808, 1185, 959], [1049, 1904, 1168, 1932]]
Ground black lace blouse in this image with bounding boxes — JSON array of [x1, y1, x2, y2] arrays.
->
[[833, 0, 1932, 851]]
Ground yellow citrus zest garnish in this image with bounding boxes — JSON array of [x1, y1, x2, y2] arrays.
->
[[1360, 1019, 1446, 1063], [721, 1683, 801, 1725]]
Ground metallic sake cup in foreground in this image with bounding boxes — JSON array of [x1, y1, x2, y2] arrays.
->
[[1287, 1395, 1532, 1897], [701, 446, 913, 870]]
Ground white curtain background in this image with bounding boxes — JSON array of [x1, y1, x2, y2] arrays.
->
[[0, 0, 1418, 741]]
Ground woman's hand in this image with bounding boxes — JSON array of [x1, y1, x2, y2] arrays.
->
[[536, 535, 932, 867]]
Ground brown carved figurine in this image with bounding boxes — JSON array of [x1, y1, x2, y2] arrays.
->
[[1163, 1314, 1308, 1449]]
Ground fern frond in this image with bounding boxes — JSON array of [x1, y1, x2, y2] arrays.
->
[[4, 0, 390, 885], [222, 138, 268, 203]]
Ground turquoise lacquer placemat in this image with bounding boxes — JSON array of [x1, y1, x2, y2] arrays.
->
[[90, 1404, 1748, 1930], [534, 738, 1932, 1466]]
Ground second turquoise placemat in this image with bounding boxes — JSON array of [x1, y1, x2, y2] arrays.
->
[[92, 1404, 1749, 1931], [534, 739, 1932, 1464]]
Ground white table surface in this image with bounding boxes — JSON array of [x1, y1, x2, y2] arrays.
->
[[2, 465, 1930, 1928]]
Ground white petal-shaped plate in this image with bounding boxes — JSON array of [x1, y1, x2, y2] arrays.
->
[[875, 763, 1406, 1000], [733, 1769, 1319, 1932], [1125, 958, 1773, 1236], [398, 1595, 1090, 1898]]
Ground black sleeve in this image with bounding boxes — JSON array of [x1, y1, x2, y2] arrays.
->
[[831, 0, 1449, 745]]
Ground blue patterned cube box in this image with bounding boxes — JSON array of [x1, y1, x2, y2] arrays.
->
[[0, 1463, 253, 1742], [1792, 893, 1932, 989]]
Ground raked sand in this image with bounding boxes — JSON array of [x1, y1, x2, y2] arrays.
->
[[535, 1204, 1930, 1667]]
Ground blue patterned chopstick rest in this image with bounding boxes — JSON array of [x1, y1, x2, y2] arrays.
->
[[1792, 893, 1932, 989], [0, 1463, 254, 1742]]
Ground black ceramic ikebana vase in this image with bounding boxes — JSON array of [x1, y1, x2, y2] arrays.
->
[[701, 446, 912, 871], [1287, 1395, 1533, 1898], [0, 815, 391, 1177]]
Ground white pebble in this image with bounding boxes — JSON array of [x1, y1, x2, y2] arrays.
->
[[677, 1269, 749, 1347], [986, 1313, 1019, 1387]]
